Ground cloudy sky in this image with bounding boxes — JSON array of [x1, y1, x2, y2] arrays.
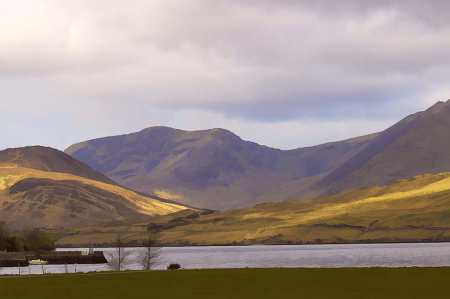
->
[[1, 0, 449, 151]]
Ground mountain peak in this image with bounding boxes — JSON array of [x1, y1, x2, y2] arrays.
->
[[0, 146, 118, 186], [425, 99, 450, 114], [141, 126, 181, 134], [209, 128, 241, 142]]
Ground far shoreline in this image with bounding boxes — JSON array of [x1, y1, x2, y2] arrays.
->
[[54, 239, 450, 248]]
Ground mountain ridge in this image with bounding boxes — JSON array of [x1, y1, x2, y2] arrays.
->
[[317, 99, 450, 197], [64, 100, 450, 210], [64, 126, 379, 210], [0, 146, 118, 186]]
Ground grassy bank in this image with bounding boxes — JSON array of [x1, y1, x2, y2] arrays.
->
[[1, 267, 450, 298]]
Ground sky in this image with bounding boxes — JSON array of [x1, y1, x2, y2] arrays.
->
[[1, 0, 450, 151]]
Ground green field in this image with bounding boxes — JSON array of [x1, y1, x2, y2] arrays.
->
[[1, 267, 450, 299]]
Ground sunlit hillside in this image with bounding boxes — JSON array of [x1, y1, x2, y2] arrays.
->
[[0, 164, 190, 230], [56, 172, 450, 246]]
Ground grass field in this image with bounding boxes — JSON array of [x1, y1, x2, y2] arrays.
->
[[1, 267, 450, 299]]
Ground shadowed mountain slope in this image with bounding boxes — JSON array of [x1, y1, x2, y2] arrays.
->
[[315, 100, 450, 197], [65, 127, 378, 210]]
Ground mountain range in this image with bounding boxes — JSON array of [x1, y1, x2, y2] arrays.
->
[[3, 99, 450, 240], [65, 100, 450, 210]]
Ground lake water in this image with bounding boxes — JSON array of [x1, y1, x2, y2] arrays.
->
[[2, 242, 450, 275]]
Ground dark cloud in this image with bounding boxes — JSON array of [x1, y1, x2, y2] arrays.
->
[[233, 1, 450, 26], [207, 86, 419, 122]]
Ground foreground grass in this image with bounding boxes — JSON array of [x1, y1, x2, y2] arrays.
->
[[2, 267, 450, 299]]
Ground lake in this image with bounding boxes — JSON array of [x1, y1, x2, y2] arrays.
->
[[2, 242, 450, 275]]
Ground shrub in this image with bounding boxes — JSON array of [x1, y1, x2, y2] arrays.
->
[[167, 263, 181, 270], [147, 223, 164, 233], [201, 210, 215, 216], [168, 217, 187, 223], [185, 213, 200, 219]]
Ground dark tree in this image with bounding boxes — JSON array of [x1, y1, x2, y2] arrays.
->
[[23, 227, 40, 251], [0, 220, 8, 251], [22, 227, 55, 251]]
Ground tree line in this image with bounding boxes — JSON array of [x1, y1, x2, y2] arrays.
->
[[0, 220, 55, 252]]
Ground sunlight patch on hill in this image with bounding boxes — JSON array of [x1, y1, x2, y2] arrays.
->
[[282, 176, 450, 226], [154, 189, 185, 201], [0, 174, 21, 190]]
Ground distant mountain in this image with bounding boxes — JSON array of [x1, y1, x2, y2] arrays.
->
[[65, 100, 450, 210], [0, 147, 191, 230], [65, 127, 378, 210]]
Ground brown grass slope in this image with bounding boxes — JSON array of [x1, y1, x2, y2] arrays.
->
[[65, 127, 378, 210], [0, 147, 191, 230], [56, 172, 450, 246]]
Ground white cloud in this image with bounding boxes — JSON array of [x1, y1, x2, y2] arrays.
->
[[416, 83, 450, 110], [0, 1, 449, 151], [2, 1, 450, 108]]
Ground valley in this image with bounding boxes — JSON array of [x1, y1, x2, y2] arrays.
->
[[4, 101, 450, 247], [55, 171, 450, 247]]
